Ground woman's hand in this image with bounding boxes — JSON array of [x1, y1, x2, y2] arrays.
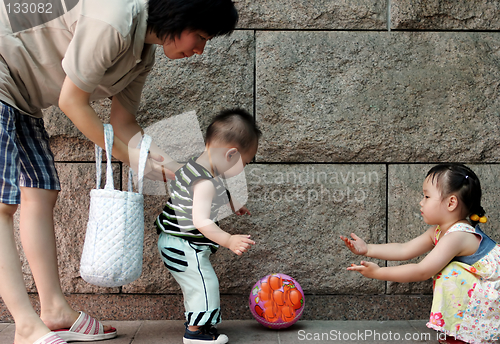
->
[[346, 261, 380, 279], [127, 136, 181, 182], [142, 153, 180, 182], [340, 233, 368, 256]]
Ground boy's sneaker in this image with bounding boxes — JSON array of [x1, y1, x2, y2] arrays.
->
[[183, 323, 229, 344]]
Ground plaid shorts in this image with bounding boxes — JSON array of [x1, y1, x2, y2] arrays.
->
[[0, 102, 60, 204]]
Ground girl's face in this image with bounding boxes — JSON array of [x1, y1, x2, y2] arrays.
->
[[420, 176, 448, 225], [161, 30, 211, 59]]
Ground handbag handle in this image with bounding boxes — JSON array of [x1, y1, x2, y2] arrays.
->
[[95, 124, 152, 194]]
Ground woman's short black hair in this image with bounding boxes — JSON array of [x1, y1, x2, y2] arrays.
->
[[147, 0, 238, 42]]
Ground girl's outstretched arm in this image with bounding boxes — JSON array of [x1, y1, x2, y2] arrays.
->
[[341, 226, 436, 261], [346, 230, 478, 282]]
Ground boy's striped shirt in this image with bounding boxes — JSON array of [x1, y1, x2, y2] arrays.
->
[[155, 157, 230, 247]]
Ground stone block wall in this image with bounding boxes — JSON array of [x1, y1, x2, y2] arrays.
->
[[2, 0, 500, 322]]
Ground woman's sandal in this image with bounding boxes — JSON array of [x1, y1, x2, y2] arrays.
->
[[53, 312, 117, 342], [32, 332, 67, 344]]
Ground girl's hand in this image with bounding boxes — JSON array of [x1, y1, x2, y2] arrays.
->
[[227, 235, 255, 256], [340, 233, 368, 256], [346, 261, 380, 279], [235, 206, 251, 216]]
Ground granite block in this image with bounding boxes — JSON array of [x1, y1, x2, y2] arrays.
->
[[212, 164, 387, 294], [234, 0, 387, 30], [13, 163, 122, 294], [391, 0, 500, 30], [256, 31, 500, 163]]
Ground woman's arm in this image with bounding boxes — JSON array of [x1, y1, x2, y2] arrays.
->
[[59, 76, 118, 157], [192, 179, 255, 255], [59, 77, 175, 180]]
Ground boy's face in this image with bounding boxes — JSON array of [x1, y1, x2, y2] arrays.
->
[[214, 144, 257, 179]]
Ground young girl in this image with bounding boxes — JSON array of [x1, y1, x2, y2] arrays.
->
[[341, 164, 500, 344]]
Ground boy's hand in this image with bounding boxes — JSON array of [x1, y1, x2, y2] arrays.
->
[[235, 206, 251, 216], [346, 261, 380, 279], [228, 235, 255, 256], [340, 233, 368, 256]]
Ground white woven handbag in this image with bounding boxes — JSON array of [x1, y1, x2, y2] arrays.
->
[[80, 124, 152, 287]]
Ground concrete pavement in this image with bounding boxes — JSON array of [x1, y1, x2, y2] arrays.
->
[[1, 320, 453, 344]]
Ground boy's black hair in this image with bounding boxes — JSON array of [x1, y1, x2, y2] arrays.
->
[[206, 108, 261, 152], [147, 0, 238, 42], [426, 163, 484, 225]]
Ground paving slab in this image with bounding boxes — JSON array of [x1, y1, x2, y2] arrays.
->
[[72, 320, 441, 344], [278, 320, 438, 344], [3, 320, 498, 344], [0, 323, 11, 332], [0, 323, 14, 343]]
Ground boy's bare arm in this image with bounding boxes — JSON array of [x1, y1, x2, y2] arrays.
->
[[228, 197, 251, 215], [192, 180, 255, 255]]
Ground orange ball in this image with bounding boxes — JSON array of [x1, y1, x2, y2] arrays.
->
[[281, 306, 296, 322], [249, 273, 305, 329], [263, 301, 281, 322], [286, 288, 304, 310], [259, 289, 272, 302], [273, 290, 286, 306], [268, 275, 282, 290], [260, 281, 271, 294]]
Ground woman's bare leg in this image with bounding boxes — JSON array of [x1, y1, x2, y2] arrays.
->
[[19, 187, 113, 333], [0, 202, 52, 344], [19, 188, 79, 330]]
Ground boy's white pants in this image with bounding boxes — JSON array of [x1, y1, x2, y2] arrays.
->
[[158, 232, 221, 326]]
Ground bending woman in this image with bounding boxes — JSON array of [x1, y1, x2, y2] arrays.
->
[[0, 0, 238, 343]]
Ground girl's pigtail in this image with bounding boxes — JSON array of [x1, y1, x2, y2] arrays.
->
[[470, 205, 487, 226]]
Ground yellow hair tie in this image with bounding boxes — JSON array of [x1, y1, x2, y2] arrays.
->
[[470, 214, 487, 223]]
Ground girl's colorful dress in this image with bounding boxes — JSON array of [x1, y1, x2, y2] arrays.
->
[[426, 223, 500, 343]]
